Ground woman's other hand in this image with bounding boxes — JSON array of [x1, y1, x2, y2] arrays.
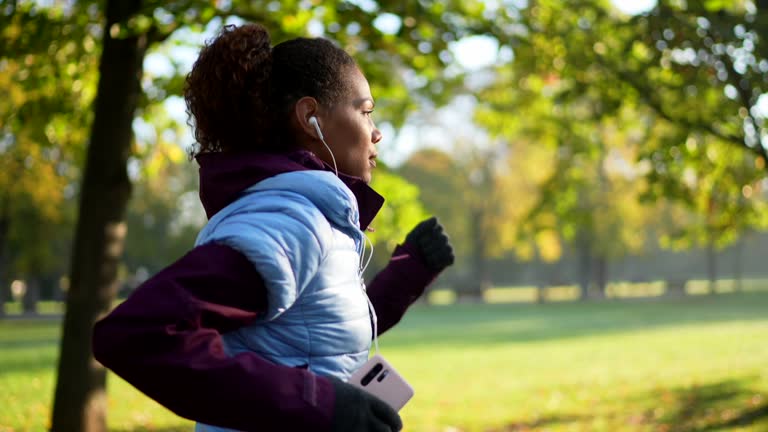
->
[[405, 217, 455, 272]]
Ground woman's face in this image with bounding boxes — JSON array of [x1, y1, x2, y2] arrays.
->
[[317, 67, 383, 183]]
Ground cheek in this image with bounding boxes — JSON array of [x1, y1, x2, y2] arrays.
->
[[343, 119, 370, 150], [331, 114, 371, 163]]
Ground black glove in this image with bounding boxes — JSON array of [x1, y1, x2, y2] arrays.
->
[[405, 217, 455, 272], [330, 377, 403, 432]]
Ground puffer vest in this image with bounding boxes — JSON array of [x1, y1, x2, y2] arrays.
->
[[194, 171, 373, 432]]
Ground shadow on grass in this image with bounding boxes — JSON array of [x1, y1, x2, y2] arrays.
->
[[487, 377, 767, 432], [0, 338, 59, 377], [632, 377, 768, 432], [0, 359, 58, 377], [0, 338, 59, 349], [388, 291, 768, 348], [486, 415, 585, 431]]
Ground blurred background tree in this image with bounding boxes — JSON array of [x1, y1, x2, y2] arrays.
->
[[470, 0, 768, 297], [0, 0, 94, 317]]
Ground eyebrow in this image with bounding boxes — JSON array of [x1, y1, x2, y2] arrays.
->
[[354, 97, 375, 108]]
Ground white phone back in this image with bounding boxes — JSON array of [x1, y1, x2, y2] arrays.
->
[[347, 354, 415, 411]]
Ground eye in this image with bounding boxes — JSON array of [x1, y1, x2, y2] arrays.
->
[[363, 110, 374, 117]]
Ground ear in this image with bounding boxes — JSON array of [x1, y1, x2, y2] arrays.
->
[[294, 96, 321, 139]]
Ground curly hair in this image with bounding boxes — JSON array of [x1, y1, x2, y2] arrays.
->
[[184, 24, 357, 155]]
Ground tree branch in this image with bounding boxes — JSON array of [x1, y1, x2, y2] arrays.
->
[[697, 14, 768, 164], [145, 5, 270, 46], [146, 22, 182, 45], [594, 55, 765, 161]]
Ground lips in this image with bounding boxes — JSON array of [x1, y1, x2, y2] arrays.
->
[[369, 158, 377, 168]]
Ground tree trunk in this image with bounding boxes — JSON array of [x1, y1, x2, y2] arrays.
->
[[22, 277, 39, 315], [535, 261, 546, 304], [40, 274, 57, 302], [0, 204, 9, 317], [468, 246, 489, 302], [51, 1, 146, 431], [0, 279, 5, 317], [536, 283, 546, 303], [0, 276, 6, 317], [706, 239, 717, 294], [533, 246, 546, 304], [592, 255, 607, 299], [463, 208, 489, 302], [577, 232, 592, 301], [733, 236, 743, 292]]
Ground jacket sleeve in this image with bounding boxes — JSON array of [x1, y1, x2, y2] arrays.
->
[[92, 243, 335, 432], [366, 242, 440, 335], [197, 196, 329, 321]]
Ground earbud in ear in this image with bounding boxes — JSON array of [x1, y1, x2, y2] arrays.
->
[[309, 116, 324, 140], [308, 115, 338, 176]]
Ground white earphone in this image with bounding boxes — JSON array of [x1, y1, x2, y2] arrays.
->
[[309, 116, 324, 140], [309, 117, 376, 324], [309, 116, 337, 176]]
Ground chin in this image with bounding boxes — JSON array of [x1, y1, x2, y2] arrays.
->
[[344, 163, 373, 183], [354, 165, 373, 183]]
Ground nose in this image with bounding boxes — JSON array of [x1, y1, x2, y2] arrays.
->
[[372, 127, 383, 144]]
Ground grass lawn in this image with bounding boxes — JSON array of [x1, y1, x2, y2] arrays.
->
[[1, 291, 767, 431]]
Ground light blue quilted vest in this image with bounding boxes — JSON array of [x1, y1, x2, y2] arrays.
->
[[193, 171, 373, 432]]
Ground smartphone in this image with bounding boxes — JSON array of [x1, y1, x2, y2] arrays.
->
[[346, 354, 414, 411]]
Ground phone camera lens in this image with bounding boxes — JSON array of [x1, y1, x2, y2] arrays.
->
[[360, 363, 384, 386], [376, 369, 389, 382]]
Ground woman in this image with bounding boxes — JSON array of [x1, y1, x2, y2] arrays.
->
[[93, 23, 454, 432]]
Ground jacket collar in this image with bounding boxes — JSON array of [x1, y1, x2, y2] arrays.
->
[[196, 150, 384, 231]]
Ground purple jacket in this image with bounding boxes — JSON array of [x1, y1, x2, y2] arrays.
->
[[92, 150, 439, 431]]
